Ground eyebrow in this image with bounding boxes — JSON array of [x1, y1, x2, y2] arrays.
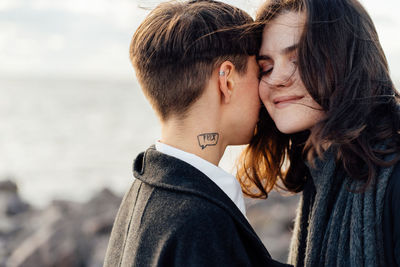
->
[[282, 43, 298, 54], [257, 43, 299, 61]]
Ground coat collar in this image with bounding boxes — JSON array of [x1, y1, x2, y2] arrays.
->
[[133, 145, 268, 255], [154, 141, 247, 215]]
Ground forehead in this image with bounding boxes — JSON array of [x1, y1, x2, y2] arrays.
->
[[260, 11, 305, 54]]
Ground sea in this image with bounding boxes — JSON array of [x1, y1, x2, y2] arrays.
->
[[0, 75, 244, 207]]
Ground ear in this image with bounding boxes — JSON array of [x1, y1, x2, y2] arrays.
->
[[218, 61, 235, 104]]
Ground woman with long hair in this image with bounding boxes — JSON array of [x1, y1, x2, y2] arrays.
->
[[237, 0, 400, 266]]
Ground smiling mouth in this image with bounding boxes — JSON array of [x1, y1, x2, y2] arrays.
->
[[273, 95, 304, 105]]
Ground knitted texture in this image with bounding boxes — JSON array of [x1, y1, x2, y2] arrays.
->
[[288, 149, 395, 267]]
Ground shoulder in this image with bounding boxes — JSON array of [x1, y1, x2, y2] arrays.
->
[[144, 188, 236, 230], [140, 188, 246, 247]]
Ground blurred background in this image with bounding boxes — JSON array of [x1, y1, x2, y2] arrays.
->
[[1, 0, 399, 266]]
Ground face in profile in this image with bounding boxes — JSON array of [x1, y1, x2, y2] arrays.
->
[[228, 56, 261, 145], [258, 11, 324, 134]]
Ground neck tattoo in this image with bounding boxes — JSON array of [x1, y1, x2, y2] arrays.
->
[[197, 133, 219, 150]]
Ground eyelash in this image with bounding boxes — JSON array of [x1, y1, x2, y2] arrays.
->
[[259, 70, 271, 80], [258, 58, 298, 79]]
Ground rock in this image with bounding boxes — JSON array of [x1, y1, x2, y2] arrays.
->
[[5, 194, 30, 216], [0, 180, 30, 216], [82, 189, 122, 236], [0, 216, 20, 236], [245, 191, 300, 262], [0, 180, 18, 193], [1, 186, 122, 267], [6, 226, 82, 267], [5, 207, 65, 267], [86, 235, 111, 267]]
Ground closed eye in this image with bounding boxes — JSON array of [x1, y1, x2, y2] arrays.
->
[[290, 57, 298, 66], [259, 69, 272, 80], [257, 56, 274, 80]]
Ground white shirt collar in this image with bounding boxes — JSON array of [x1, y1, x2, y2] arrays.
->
[[155, 141, 247, 216]]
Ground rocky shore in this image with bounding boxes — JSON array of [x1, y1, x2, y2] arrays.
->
[[0, 180, 299, 266]]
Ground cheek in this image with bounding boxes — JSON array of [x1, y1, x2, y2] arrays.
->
[[258, 83, 270, 104], [250, 78, 260, 96]]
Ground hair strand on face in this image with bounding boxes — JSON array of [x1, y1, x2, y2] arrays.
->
[[237, 0, 400, 198]]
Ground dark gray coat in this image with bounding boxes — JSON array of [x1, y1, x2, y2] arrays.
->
[[104, 146, 291, 267]]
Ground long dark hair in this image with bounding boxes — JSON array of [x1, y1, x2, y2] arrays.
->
[[237, 0, 400, 198]]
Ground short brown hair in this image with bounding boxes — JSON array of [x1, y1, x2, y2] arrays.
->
[[130, 0, 259, 120]]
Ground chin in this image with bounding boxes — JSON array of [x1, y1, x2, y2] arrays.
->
[[275, 123, 306, 135]]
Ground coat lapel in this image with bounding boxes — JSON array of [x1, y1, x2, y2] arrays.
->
[[133, 146, 270, 256]]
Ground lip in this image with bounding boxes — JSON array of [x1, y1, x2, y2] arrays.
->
[[273, 95, 304, 107]]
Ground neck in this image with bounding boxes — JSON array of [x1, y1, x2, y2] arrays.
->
[[160, 117, 227, 166]]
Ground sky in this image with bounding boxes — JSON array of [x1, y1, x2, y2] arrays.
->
[[0, 0, 399, 82]]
